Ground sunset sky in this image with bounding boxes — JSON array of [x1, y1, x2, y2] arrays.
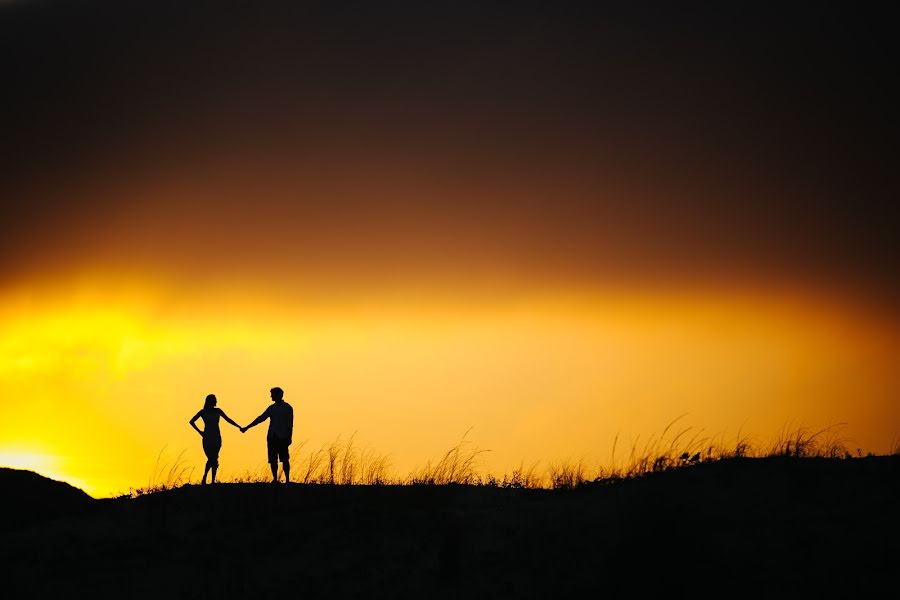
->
[[2, 2, 898, 496]]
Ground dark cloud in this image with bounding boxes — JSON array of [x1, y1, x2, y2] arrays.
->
[[1, 1, 898, 300]]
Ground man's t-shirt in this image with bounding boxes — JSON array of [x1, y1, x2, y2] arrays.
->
[[263, 401, 293, 442]]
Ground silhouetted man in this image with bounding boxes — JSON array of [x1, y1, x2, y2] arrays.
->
[[241, 387, 294, 483]]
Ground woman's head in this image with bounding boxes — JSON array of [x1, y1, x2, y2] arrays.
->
[[204, 394, 217, 409]]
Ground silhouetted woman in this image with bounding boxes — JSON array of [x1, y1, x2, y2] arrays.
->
[[189, 394, 241, 484]]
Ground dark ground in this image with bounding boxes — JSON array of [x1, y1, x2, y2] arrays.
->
[[1, 457, 898, 598]]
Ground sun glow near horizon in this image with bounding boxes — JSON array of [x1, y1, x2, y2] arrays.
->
[[1, 279, 898, 497], [0, 446, 94, 495]]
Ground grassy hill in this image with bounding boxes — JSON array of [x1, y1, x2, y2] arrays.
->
[[1, 456, 897, 597], [0, 467, 94, 532]]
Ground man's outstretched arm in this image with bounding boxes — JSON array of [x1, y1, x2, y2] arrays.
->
[[242, 409, 269, 433]]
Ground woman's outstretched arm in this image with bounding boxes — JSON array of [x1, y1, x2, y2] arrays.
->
[[218, 409, 241, 429], [189, 411, 204, 436]]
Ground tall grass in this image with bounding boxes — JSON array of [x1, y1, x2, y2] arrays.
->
[[767, 422, 850, 458], [137, 421, 892, 495], [296, 433, 393, 484], [498, 461, 543, 489], [228, 434, 393, 484], [407, 428, 488, 485], [541, 420, 858, 489], [129, 446, 193, 496], [547, 458, 589, 490]]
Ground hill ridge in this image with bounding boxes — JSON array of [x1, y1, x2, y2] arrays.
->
[[2, 456, 897, 596]]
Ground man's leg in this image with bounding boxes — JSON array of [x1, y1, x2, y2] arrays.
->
[[267, 438, 279, 482], [283, 460, 290, 483]]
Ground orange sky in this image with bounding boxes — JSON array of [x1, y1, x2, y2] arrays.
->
[[1, 2, 898, 496], [1, 277, 897, 497]]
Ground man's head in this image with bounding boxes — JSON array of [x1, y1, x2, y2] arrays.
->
[[270, 387, 284, 402]]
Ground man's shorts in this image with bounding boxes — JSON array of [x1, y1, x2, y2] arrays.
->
[[267, 436, 290, 464]]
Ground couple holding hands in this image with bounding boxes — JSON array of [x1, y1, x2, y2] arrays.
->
[[189, 386, 294, 484]]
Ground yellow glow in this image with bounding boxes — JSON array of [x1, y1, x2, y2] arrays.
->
[[1, 281, 898, 497], [0, 447, 93, 494], [0, 449, 56, 472]]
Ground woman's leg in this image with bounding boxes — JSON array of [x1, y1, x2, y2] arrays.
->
[[210, 440, 221, 483], [203, 438, 221, 484]]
